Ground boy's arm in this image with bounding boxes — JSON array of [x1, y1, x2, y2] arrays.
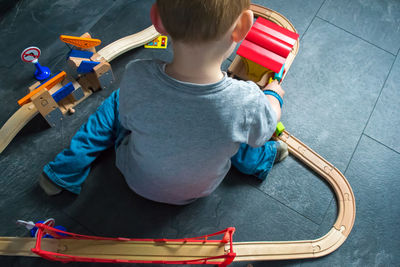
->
[[263, 80, 285, 121]]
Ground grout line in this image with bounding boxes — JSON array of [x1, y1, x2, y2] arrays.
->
[[61, 210, 98, 235], [363, 133, 400, 155], [361, 55, 396, 134], [315, 16, 397, 57], [313, 197, 335, 236], [344, 129, 365, 174], [249, 182, 323, 226], [231, 0, 335, 228], [343, 50, 397, 174], [299, 0, 328, 42], [244, 0, 335, 231]]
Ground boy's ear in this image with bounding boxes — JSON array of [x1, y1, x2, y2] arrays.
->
[[150, 3, 168, 35], [231, 10, 253, 42]]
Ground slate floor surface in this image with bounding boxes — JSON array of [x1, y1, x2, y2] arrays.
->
[[0, 0, 399, 266]]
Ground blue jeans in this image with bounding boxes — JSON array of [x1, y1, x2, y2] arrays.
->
[[43, 90, 277, 194]]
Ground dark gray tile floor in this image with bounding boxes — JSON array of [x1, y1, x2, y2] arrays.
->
[[0, 0, 399, 266]]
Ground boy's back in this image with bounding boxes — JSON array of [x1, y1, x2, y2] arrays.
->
[[116, 59, 277, 204], [39, 0, 287, 205]]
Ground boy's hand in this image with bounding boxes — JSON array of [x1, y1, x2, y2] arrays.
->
[[263, 80, 285, 98]]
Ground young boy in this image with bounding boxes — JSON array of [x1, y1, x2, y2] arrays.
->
[[39, 0, 288, 205]]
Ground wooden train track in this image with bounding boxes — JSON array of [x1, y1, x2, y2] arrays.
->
[[0, 4, 355, 265], [0, 129, 355, 262]]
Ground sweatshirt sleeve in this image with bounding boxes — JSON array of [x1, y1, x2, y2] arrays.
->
[[246, 90, 278, 147]]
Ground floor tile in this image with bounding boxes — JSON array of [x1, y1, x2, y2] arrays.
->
[[302, 135, 400, 266], [248, 154, 335, 225], [228, 0, 323, 62], [61, 150, 319, 243], [252, 0, 325, 36], [0, 182, 87, 236], [89, 0, 153, 50], [318, 0, 400, 55], [365, 55, 400, 153], [88, 0, 174, 88], [0, 183, 94, 266], [252, 17, 393, 225], [282, 17, 394, 170], [230, 260, 301, 267], [0, 257, 120, 267]]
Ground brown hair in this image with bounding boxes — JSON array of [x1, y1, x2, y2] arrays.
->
[[156, 0, 250, 43]]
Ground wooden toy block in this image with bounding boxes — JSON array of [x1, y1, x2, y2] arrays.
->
[[57, 80, 86, 114], [67, 55, 111, 91], [78, 72, 101, 92], [67, 56, 84, 69], [94, 62, 114, 90], [79, 32, 97, 53], [46, 81, 62, 96], [65, 57, 82, 78], [68, 51, 105, 75], [93, 61, 111, 76], [74, 62, 113, 93], [28, 81, 41, 92], [69, 80, 85, 102], [18, 71, 66, 106], [90, 52, 107, 63], [31, 88, 63, 128], [31, 89, 56, 116]]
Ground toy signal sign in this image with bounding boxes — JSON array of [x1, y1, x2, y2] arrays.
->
[[144, 36, 168, 49], [21, 46, 41, 63]]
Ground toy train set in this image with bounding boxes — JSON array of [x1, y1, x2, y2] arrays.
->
[[0, 4, 355, 266]]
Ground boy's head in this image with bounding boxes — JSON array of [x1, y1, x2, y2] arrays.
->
[[152, 0, 251, 43]]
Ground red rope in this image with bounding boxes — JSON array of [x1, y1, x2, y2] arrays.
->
[[31, 223, 236, 266]]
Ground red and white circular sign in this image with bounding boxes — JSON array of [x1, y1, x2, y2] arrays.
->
[[21, 46, 41, 62]]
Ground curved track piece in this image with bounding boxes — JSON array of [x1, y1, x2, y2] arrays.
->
[[95, 25, 160, 62], [0, 103, 38, 153], [231, 130, 355, 261]]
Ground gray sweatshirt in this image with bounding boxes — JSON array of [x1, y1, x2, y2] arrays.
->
[[116, 59, 277, 205]]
